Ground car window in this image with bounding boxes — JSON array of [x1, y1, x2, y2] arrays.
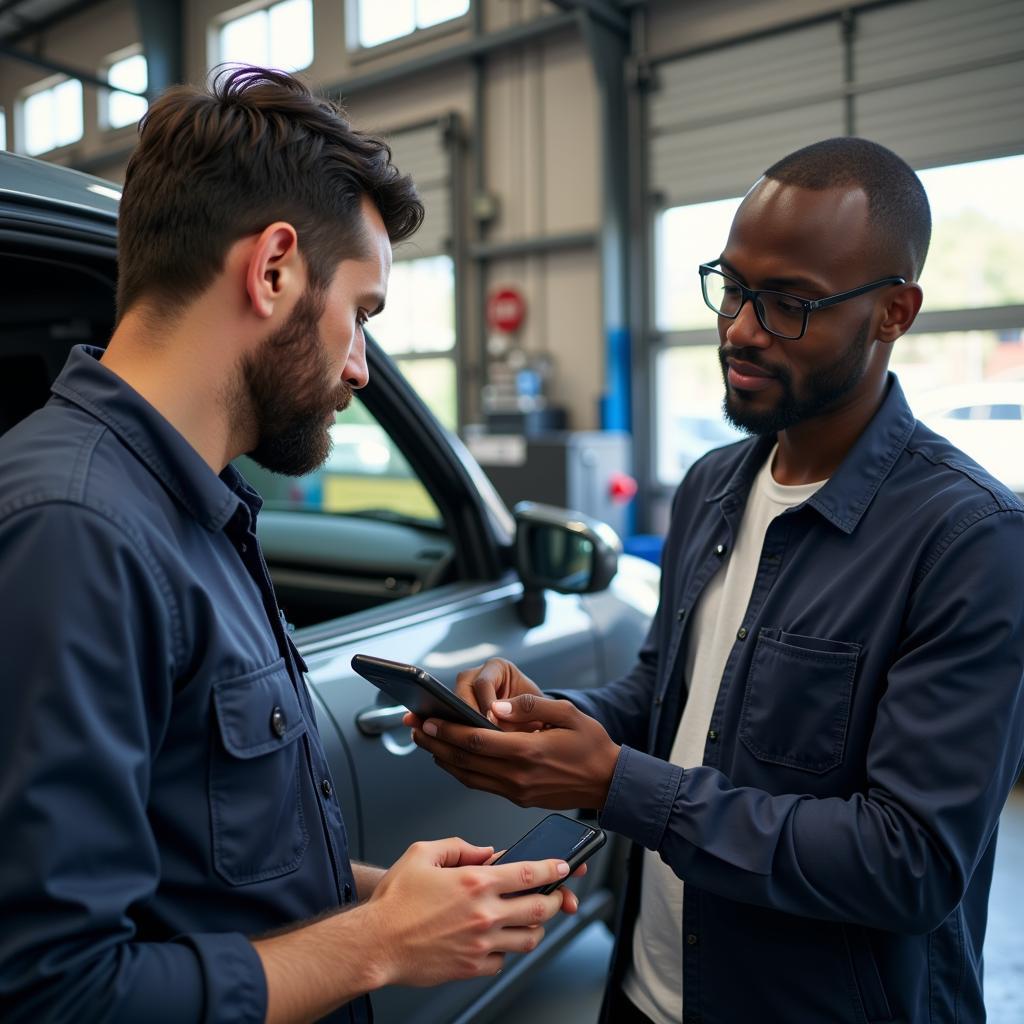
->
[[986, 404, 1022, 421], [235, 397, 442, 527]]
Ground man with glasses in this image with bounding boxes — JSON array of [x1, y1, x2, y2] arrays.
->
[[409, 137, 1024, 1023]]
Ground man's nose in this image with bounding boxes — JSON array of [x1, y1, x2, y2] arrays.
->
[[344, 332, 370, 390], [724, 298, 773, 349]]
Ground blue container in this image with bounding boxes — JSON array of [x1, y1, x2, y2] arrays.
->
[[624, 533, 664, 566]]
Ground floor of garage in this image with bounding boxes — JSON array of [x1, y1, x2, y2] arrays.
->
[[505, 785, 1024, 1024]]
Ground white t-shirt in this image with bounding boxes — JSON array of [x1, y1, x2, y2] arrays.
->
[[622, 447, 827, 1024]]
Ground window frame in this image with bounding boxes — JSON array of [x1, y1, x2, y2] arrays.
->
[[209, 0, 315, 74], [369, 252, 459, 431], [345, 0, 471, 58], [99, 46, 148, 133], [17, 74, 84, 157]]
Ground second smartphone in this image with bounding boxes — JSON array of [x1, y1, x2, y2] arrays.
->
[[493, 813, 607, 895]]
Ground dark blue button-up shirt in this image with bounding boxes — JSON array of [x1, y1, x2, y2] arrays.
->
[[0, 346, 368, 1023], [563, 375, 1024, 1024]]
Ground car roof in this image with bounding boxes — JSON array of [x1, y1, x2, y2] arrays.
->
[[0, 151, 120, 223], [916, 381, 1024, 414]]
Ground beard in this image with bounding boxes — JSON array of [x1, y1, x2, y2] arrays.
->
[[239, 286, 354, 477], [720, 316, 872, 436]]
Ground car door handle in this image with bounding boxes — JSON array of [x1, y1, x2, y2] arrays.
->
[[356, 704, 408, 736]]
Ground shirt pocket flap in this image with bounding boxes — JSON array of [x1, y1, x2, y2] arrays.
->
[[213, 659, 307, 759]]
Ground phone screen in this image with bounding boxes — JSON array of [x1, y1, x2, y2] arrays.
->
[[496, 814, 599, 866]]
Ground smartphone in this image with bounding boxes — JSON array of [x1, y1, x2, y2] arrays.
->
[[351, 653, 500, 731], [493, 813, 607, 896]]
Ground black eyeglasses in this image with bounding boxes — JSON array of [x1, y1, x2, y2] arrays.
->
[[698, 260, 906, 340]]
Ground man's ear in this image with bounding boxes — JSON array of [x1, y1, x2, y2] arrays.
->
[[877, 282, 923, 345], [245, 222, 301, 320]]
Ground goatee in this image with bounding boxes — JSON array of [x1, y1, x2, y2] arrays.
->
[[720, 316, 872, 436]]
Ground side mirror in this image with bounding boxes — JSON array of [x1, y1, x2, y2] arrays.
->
[[513, 502, 621, 611]]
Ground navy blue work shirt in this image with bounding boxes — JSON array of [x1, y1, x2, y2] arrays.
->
[[0, 346, 368, 1023], [561, 375, 1024, 1024]]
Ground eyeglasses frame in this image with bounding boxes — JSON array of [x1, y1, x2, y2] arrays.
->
[[698, 260, 907, 340]]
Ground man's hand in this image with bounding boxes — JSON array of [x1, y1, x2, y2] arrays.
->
[[408, 693, 621, 811], [362, 837, 571, 988]]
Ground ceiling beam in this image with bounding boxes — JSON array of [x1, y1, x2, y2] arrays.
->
[[4, 0, 106, 45], [0, 42, 147, 95]]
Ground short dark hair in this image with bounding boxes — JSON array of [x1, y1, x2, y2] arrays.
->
[[117, 66, 424, 319], [763, 137, 931, 279]]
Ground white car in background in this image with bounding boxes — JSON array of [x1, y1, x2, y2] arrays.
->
[[914, 382, 1024, 495]]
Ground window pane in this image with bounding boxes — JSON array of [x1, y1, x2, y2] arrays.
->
[[416, 0, 469, 29], [892, 326, 1024, 494], [220, 9, 269, 66], [107, 54, 148, 129], [269, 0, 314, 71], [370, 255, 455, 355], [235, 397, 441, 524], [395, 357, 457, 431], [359, 0, 415, 47], [917, 155, 1024, 311], [655, 346, 744, 485], [0, 108, 7, 150], [52, 79, 82, 148], [23, 89, 54, 155], [656, 197, 742, 332]]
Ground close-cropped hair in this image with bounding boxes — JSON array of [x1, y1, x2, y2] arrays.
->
[[116, 65, 424, 320], [763, 136, 931, 280]]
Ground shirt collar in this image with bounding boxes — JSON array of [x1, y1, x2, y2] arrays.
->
[[706, 373, 917, 535], [50, 345, 260, 532]]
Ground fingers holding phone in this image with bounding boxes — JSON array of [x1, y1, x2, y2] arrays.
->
[[364, 837, 569, 988], [455, 659, 546, 731]]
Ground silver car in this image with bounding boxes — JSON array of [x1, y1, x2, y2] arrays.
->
[[0, 151, 658, 1024]]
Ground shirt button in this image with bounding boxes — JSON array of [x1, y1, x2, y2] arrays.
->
[[736, 627, 748, 641], [240, 542, 248, 553], [676, 608, 686, 621], [270, 706, 287, 738], [321, 779, 333, 798], [687, 933, 699, 946], [707, 729, 719, 742], [714, 543, 726, 557]]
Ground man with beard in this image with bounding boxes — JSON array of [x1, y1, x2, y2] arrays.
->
[[408, 137, 1024, 1023], [0, 69, 578, 1024]]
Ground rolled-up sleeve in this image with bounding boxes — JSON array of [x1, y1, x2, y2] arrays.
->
[[0, 502, 267, 1023]]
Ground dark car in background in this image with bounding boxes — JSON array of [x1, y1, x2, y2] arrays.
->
[[0, 151, 659, 1023]]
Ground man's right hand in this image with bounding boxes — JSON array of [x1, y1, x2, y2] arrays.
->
[[363, 837, 569, 988], [455, 659, 546, 730]]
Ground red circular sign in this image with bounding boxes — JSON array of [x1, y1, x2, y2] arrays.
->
[[487, 287, 526, 334]]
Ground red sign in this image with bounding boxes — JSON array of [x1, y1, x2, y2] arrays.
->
[[487, 287, 526, 334]]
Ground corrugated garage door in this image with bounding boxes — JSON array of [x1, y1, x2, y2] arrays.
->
[[649, 0, 1024, 206], [384, 119, 452, 258]]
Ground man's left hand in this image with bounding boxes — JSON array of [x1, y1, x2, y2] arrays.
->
[[407, 694, 621, 811]]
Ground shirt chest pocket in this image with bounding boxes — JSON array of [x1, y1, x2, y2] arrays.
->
[[210, 659, 310, 885], [739, 629, 861, 774]]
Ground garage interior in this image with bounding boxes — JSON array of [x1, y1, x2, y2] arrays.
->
[[1, 0, 1023, 1021]]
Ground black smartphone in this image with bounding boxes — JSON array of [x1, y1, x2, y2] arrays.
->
[[493, 813, 607, 896], [351, 653, 500, 731]]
